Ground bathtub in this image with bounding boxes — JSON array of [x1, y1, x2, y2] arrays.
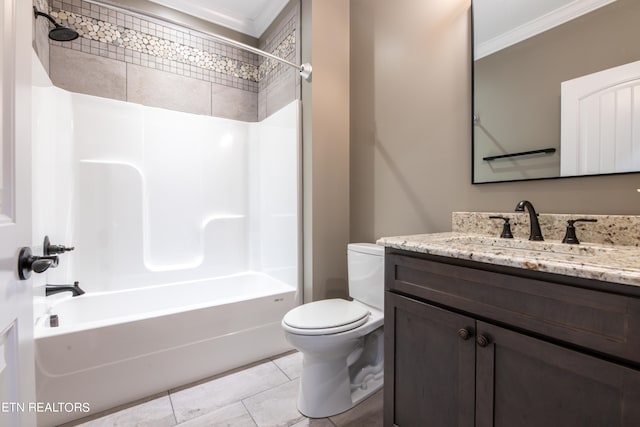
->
[[34, 272, 298, 427]]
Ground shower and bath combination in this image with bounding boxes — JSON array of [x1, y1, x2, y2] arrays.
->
[[33, 6, 79, 42], [31, 2, 307, 424]]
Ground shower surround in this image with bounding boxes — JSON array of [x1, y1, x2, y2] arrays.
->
[[31, 53, 300, 426]]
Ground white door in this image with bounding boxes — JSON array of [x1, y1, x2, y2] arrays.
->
[[561, 60, 640, 176], [0, 0, 35, 426]]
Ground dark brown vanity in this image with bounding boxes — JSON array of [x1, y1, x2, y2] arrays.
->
[[383, 246, 640, 427]]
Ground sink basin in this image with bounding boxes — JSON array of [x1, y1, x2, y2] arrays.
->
[[438, 235, 614, 257]]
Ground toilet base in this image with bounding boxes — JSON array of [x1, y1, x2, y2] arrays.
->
[[292, 327, 384, 418]]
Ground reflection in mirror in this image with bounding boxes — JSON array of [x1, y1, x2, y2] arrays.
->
[[473, 0, 640, 183]]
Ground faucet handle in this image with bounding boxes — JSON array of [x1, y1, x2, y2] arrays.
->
[[562, 218, 598, 244], [489, 216, 514, 239], [43, 235, 75, 256]]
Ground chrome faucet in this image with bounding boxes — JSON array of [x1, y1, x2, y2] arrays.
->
[[514, 200, 544, 241], [45, 281, 85, 297]]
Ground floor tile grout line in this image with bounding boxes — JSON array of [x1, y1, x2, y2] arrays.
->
[[241, 376, 306, 427], [169, 360, 292, 425], [240, 399, 260, 427], [167, 391, 178, 426], [272, 358, 295, 381], [270, 351, 302, 382]]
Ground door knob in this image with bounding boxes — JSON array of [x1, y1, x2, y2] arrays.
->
[[17, 247, 59, 280]]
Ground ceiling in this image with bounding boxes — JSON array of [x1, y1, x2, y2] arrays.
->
[[474, 0, 617, 59], [147, 0, 290, 38]]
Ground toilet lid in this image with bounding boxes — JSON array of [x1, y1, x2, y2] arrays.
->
[[283, 299, 370, 331]]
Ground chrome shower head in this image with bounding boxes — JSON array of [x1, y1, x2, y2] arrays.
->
[[33, 6, 79, 42]]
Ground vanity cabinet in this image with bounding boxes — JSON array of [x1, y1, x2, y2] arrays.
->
[[384, 248, 640, 427]]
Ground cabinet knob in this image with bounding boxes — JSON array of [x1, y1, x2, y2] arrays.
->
[[458, 328, 472, 340], [476, 335, 490, 347]]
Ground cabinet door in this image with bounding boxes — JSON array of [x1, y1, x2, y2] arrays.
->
[[476, 321, 640, 427], [384, 292, 475, 427]]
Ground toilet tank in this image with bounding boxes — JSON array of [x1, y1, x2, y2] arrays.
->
[[348, 243, 385, 311]]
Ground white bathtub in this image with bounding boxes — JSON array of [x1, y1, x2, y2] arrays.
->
[[34, 273, 297, 427]]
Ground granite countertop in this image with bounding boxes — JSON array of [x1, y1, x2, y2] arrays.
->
[[377, 232, 640, 287]]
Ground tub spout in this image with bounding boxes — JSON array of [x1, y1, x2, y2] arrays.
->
[[46, 281, 85, 297]]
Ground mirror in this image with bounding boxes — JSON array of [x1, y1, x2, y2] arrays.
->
[[473, 0, 640, 183]]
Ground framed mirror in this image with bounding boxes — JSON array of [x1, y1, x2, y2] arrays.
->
[[473, 0, 640, 183]]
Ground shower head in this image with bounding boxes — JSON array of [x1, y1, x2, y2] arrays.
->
[[48, 26, 80, 42], [33, 6, 79, 42]]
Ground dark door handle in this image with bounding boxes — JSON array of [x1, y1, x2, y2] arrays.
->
[[458, 328, 472, 340], [17, 247, 59, 280], [476, 335, 490, 347]]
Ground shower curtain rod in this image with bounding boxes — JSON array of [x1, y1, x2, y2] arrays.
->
[[83, 0, 312, 81], [205, 31, 312, 81]]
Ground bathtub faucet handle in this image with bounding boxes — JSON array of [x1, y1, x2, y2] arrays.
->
[[33, 256, 59, 273], [43, 235, 75, 255], [17, 247, 59, 280]]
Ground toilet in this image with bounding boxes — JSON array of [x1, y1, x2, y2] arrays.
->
[[282, 243, 385, 418]]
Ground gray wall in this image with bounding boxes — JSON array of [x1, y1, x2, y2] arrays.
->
[[38, 0, 299, 122], [350, 0, 640, 244], [301, 0, 350, 302]]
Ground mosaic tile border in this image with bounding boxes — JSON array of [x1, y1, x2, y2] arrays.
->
[[257, 32, 296, 81], [259, 5, 299, 91], [45, 0, 298, 92]]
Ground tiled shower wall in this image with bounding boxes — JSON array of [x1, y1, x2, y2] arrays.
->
[[258, 4, 301, 121], [32, 0, 300, 122]]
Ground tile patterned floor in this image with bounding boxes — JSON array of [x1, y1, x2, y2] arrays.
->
[[60, 351, 383, 427]]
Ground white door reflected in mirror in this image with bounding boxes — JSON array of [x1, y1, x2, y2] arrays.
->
[[561, 60, 640, 177]]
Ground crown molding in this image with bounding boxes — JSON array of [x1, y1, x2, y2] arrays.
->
[[475, 0, 617, 60]]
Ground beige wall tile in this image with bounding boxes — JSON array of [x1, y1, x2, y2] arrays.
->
[[264, 69, 298, 119], [127, 64, 212, 116], [50, 46, 126, 100], [258, 89, 268, 122], [258, 68, 300, 120], [211, 84, 257, 122]]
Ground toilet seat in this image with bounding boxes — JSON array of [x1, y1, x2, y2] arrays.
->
[[282, 299, 370, 336]]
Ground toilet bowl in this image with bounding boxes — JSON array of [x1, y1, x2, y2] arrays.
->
[[282, 243, 385, 418]]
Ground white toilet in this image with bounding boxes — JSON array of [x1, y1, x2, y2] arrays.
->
[[282, 243, 385, 418]]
